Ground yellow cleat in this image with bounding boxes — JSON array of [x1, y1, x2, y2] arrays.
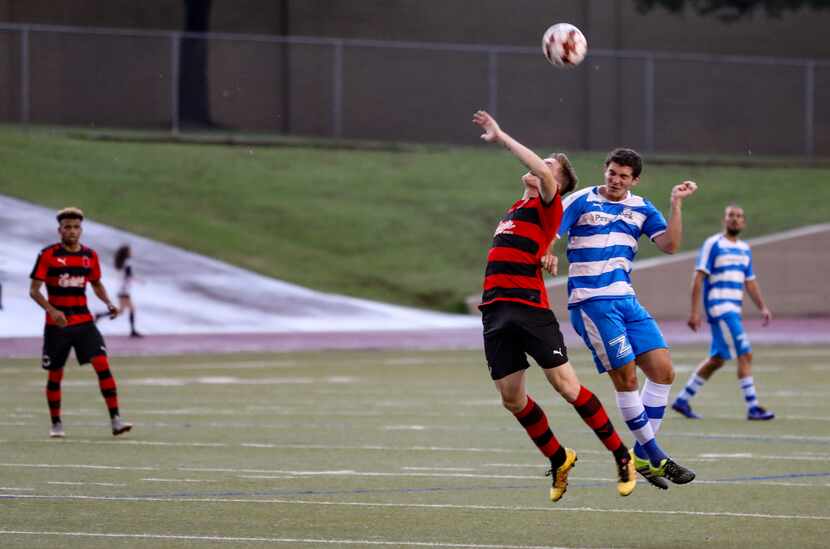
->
[[616, 454, 637, 496], [547, 448, 577, 502]]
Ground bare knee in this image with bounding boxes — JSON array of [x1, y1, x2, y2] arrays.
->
[[501, 393, 526, 414], [699, 357, 725, 378]]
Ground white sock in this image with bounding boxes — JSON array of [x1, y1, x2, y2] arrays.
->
[[739, 376, 759, 409], [641, 380, 672, 435], [615, 390, 655, 446], [676, 373, 705, 403]]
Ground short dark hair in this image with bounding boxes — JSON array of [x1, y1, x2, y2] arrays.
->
[[115, 245, 131, 270], [549, 153, 578, 195], [605, 148, 643, 178], [56, 207, 84, 222]]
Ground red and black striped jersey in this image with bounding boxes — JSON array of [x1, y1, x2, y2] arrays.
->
[[480, 194, 563, 310], [30, 243, 102, 327]]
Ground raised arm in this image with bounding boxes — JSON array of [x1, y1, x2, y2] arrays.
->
[[745, 279, 772, 326], [472, 110, 558, 202], [653, 181, 698, 254]]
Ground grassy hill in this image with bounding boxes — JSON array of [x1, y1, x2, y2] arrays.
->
[[1, 127, 827, 312]]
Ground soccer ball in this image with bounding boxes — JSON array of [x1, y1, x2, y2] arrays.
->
[[542, 23, 588, 68]]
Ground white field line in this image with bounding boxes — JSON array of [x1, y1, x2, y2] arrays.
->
[[2, 495, 830, 522], [0, 486, 34, 491], [46, 481, 126, 487], [141, 478, 218, 483], [402, 467, 478, 472], [0, 530, 597, 549], [0, 462, 158, 471]]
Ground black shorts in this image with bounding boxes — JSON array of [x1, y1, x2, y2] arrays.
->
[[41, 323, 107, 370], [482, 301, 569, 381]]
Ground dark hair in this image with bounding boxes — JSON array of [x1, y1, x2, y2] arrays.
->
[[56, 207, 84, 222], [605, 148, 643, 178], [114, 245, 131, 270], [550, 153, 578, 195]]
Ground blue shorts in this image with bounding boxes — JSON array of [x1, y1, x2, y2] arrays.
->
[[569, 297, 668, 374], [709, 313, 752, 359]]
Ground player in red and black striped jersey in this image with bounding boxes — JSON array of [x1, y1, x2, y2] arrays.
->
[[29, 207, 133, 439], [472, 110, 636, 501]]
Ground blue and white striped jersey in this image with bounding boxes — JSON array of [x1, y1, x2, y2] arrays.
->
[[557, 186, 668, 306], [696, 233, 755, 321]]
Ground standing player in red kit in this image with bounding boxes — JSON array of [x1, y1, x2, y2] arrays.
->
[[29, 207, 133, 438], [472, 111, 635, 501]]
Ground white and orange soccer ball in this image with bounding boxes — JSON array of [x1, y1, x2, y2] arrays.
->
[[542, 23, 588, 68]]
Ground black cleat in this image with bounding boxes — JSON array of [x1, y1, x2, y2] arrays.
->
[[655, 458, 696, 485]]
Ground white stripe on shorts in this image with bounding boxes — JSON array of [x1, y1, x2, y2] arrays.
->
[[719, 319, 736, 357], [581, 310, 611, 371]]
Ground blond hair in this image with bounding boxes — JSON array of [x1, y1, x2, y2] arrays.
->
[[56, 207, 84, 222]]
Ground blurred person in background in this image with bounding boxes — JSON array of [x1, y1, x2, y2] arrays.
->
[[96, 244, 142, 338], [672, 205, 774, 421]]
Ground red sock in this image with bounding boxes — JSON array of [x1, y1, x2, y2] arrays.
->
[[514, 396, 566, 467], [46, 368, 63, 425], [572, 386, 629, 463], [91, 356, 120, 418]]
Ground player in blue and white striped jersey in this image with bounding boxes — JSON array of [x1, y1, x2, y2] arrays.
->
[[672, 205, 774, 421], [550, 148, 697, 489]]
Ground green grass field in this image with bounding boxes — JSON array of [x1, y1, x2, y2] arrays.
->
[[1, 127, 829, 312], [1, 344, 828, 548]]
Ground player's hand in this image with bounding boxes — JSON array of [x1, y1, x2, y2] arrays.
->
[[473, 110, 501, 143], [671, 181, 698, 202], [761, 307, 772, 327], [49, 308, 68, 328], [107, 303, 119, 320], [687, 312, 701, 332], [541, 254, 558, 276]]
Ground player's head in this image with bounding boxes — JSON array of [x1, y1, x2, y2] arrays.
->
[[723, 204, 746, 237], [547, 153, 578, 195], [115, 245, 131, 270], [603, 148, 642, 200], [56, 207, 84, 247]]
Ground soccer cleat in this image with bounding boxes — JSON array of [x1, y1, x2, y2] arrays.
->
[[747, 406, 775, 421], [653, 458, 696, 485], [672, 399, 702, 419], [49, 422, 65, 438], [616, 454, 637, 496], [546, 448, 577, 502], [111, 416, 133, 436], [630, 449, 668, 490]]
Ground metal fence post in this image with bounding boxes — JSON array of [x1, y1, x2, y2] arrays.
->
[[20, 28, 30, 124], [805, 61, 815, 158], [488, 50, 498, 117], [170, 32, 181, 135], [644, 54, 655, 153], [332, 40, 343, 139]]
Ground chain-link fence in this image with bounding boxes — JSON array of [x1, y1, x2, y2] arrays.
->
[[0, 22, 826, 156]]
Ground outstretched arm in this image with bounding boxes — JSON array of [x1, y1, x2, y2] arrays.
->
[[745, 279, 772, 326], [472, 110, 558, 202], [653, 181, 698, 254]]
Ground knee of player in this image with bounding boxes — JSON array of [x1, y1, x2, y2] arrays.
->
[[499, 393, 525, 414], [709, 357, 726, 369]]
